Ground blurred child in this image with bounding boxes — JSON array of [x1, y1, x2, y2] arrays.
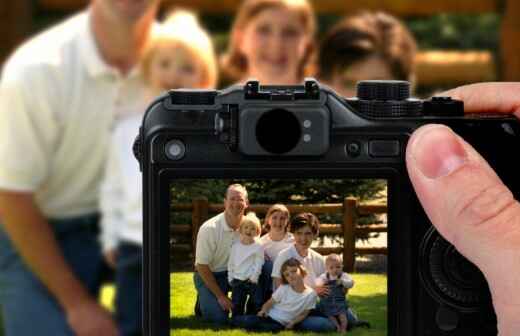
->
[[140, 9, 218, 99], [228, 212, 265, 317], [233, 258, 318, 331], [318, 11, 417, 97], [316, 254, 354, 332], [258, 204, 294, 303], [221, 0, 317, 85], [99, 10, 217, 336]]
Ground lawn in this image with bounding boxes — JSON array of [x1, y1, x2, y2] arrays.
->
[[170, 272, 387, 336]]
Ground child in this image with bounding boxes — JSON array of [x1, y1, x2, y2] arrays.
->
[[316, 254, 355, 332], [99, 10, 217, 336], [318, 11, 417, 97], [140, 9, 218, 99], [258, 204, 294, 302], [260, 204, 294, 262], [220, 0, 317, 86], [233, 258, 318, 331], [228, 212, 265, 317]]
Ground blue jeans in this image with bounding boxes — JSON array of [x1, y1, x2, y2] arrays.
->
[[257, 259, 273, 305], [193, 271, 230, 324], [232, 314, 336, 332], [115, 242, 142, 336], [230, 279, 260, 317], [0, 214, 106, 336]]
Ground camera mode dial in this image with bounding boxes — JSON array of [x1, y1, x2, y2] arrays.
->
[[350, 80, 422, 117]]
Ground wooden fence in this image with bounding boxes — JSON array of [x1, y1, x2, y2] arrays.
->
[[2, 0, 520, 83], [170, 196, 387, 272]]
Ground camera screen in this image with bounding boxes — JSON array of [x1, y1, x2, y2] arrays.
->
[[170, 178, 388, 335]]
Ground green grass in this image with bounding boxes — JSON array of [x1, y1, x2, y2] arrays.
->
[[171, 272, 387, 336]]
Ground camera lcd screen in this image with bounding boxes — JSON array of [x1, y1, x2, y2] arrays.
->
[[169, 178, 388, 335]]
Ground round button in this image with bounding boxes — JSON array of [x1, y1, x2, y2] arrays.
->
[[165, 140, 186, 160], [303, 120, 312, 128], [346, 142, 361, 157]]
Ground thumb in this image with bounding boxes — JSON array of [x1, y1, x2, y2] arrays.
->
[[406, 124, 520, 335]]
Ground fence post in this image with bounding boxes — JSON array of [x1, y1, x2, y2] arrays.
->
[[191, 197, 209, 260], [343, 197, 358, 273], [501, 0, 520, 81]]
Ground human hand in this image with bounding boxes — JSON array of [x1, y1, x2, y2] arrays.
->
[[103, 249, 117, 269], [257, 309, 267, 317], [285, 322, 295, 329], [217, 294, 233, 312], [66, 298, 118, 336], [406, 82, 520, 336], [315, 284, 330, 297]]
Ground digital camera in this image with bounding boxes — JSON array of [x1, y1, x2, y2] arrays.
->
[[135, 79, 520, 336]]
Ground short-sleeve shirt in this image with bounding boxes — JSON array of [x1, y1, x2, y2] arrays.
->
[[195, 213, 239, 272], [272, 245, 326, 288], [268, 284, 317, 325], [259, 232, 294, 262], [0, 12, 147, 218]]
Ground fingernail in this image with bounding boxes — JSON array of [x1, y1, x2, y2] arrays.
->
[[409, 125, 468, 179]]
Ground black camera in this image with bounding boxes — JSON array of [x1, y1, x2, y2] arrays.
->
[[135, 79, 519, 336]]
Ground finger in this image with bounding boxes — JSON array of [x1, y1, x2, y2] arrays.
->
[[436, 82, 520, 117], [406, 124, 520, 333]]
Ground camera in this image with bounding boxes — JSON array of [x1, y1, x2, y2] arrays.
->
[[135, 79, 520, 335]]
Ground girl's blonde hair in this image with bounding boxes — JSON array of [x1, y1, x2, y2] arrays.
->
[[280, 258, 307, 284], [264, 204, 290, 232], [241, 212, 262, 236], [140, 9, 218, 89], [221, 0, 316, 82]]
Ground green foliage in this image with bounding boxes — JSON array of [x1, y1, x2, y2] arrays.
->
[[406, 13, 500, 51]]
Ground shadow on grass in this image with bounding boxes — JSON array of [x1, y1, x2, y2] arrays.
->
[[171, 293, 387, 335]]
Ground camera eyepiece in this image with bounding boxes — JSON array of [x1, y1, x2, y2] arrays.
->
[[256, 108, 301, 154]]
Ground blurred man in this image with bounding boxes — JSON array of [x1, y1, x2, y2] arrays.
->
[[0, 1, 159, 335]]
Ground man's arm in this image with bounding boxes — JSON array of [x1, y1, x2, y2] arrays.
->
[[0, 191, 117, 335]]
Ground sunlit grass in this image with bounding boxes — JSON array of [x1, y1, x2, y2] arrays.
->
[[170, 272, 387, 336]]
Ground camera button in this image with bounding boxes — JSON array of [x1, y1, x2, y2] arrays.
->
[[345, 142, 361, 157], [165, 140, 186, 160], [368, 140, 400, 157], [436, 307, 458, 331]]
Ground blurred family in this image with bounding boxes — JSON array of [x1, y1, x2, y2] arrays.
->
[[1, 0, 520, 335]]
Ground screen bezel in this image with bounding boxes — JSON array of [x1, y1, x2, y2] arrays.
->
[[147, 167, 415, 336]]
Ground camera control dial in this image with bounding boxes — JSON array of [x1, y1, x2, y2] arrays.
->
[[349, 80, 422, 117]]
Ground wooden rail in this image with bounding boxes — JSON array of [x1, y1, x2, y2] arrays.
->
[[171, 196, 388, 272], [39, 0, 499, 15]]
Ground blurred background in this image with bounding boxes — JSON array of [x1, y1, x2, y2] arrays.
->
[[1, 0, 519, 96]]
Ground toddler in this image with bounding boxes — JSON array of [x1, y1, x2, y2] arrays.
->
[[228, 212, 265, 316], [99, 9, 217, 336], [316, 253, 354, 332]]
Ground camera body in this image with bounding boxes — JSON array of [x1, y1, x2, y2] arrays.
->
[[136, 79, 520, 336]]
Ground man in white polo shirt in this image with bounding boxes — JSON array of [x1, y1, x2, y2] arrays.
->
[[194, 184, 249, 324], [0, 1, 159, 335]]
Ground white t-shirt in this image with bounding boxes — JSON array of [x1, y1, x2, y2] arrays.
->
[[0, 11, 148, 218], [316, 272, 355, 289], [259, 232, 295, 262], [272, 245, 326, 288], [195, 213, 240, 272], [99, 113, 147, 251], [268, 284, 317, 326], [227, 240, 264, 284]]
